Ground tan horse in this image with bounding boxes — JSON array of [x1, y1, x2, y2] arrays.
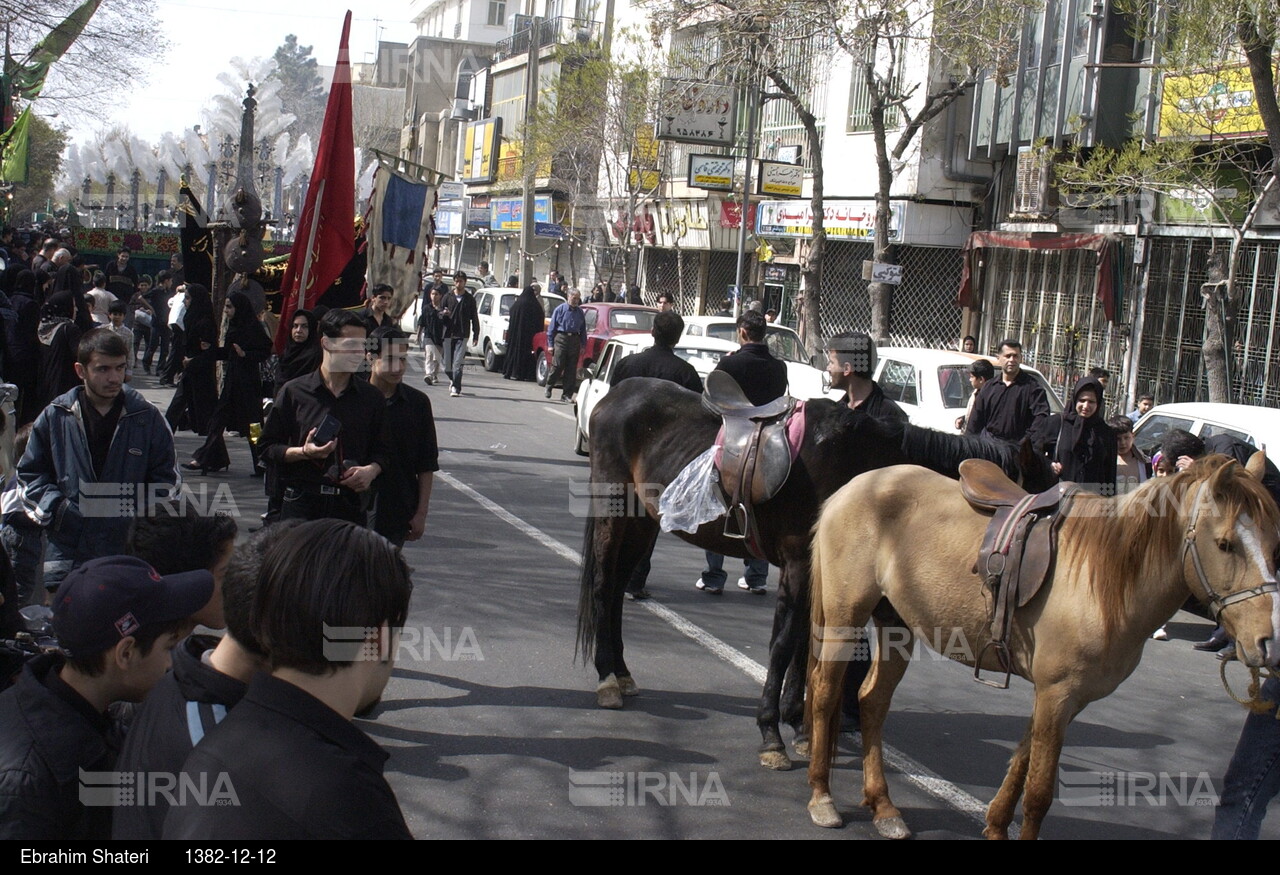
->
[[806, 454, 1280, 840]]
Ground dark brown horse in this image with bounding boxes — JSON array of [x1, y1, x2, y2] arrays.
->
[[575, 377, 1055, 770]]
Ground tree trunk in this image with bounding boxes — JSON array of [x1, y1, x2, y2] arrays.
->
[[1202, 280, 1231, 403], [868, 63, 895, 343], [799, 112, 825, 351], [1238, 15, 1280, 168]]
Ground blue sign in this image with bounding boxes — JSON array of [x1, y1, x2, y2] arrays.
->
[[535, 221, 566, 239], [489, 196, 553, 231]]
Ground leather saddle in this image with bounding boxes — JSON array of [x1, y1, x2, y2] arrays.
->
[[958, 459, 1079, 688], [702, 370, 796, 557]]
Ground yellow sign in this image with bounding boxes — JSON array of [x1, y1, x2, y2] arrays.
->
[[1159, 67, 1264, 139], [462, 118, 502, 183]]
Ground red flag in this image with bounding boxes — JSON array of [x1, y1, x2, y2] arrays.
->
[[275, 10, 356, 352]]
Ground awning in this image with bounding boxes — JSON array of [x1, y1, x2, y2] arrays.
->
[[955, 231, 1121, 322]]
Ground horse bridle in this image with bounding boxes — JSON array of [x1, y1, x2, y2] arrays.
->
[[1182, 481, 1280, 621]]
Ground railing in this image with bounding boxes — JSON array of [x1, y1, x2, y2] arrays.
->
[[494, 17, 601, 61]]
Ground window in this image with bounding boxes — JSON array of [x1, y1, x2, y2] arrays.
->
[[584, 309, 599, 331], [847, 45, 903, 133], [879, 360, 918, 406], [487, 0, 506, 27], [479, 294, 493, 316], [499, 294, 516, 316]]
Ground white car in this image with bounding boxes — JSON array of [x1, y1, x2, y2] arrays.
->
[[397, 280, 479, 336], [871, 347, 1064, 433], [679, 315, 836, 401], [470, 287, 565, 371], [572, 334, 739, 455], [1133, 402, 1280, 458]]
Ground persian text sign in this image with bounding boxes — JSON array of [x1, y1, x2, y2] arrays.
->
[[757, 160, 803, 198], [1159, 67, 1263, 139], [688, 155, 734, 191], [756, 200, 903, 241], [490, 196, 553, 232], [656, 79, 737, 147]]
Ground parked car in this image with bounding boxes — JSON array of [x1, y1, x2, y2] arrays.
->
[[533, 303, 658, 387], [1133, 402, 1280, 458], [679, 315, 836, 401], [469, 287, 566, 372], [871, 347, 1064, 433], [572, 334, 740, 455]]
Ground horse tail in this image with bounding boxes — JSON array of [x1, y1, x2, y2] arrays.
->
[[575, 514, 599, 665], [804, 518, 827, 743]]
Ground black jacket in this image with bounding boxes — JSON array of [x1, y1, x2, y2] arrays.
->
[[713, 342, 788, 405], [112, 635, 249, 840], [0, 654, 119, 840], [611, 345, 703, 393], [441, 290, 479, 342], [163, 674, 412, 840]]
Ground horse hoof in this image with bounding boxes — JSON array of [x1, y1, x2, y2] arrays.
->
[[874, 816, 912, 840], [759, 749, 792, 771], [596, 675, 623, 710], [808, 796, 842, 829], [792, 739, 811, 759], [617, 675, 639, 697]]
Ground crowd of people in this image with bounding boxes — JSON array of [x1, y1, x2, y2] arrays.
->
[[0, 227, 443, 839], [0, 221, 1277, 839]]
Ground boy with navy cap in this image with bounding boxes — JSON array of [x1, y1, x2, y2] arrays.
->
[[0, 556, 213, 839]]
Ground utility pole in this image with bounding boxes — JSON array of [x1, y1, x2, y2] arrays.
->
[[519, 5, 542, 289]]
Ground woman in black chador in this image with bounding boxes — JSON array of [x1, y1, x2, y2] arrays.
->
[[502, 284, 547, 382], [184, 293, 273, 475]]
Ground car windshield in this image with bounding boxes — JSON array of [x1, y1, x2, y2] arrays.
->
[[704, 324, 808, 363], [609, 309, 656, 331], [1134, 414, 1194, 457]]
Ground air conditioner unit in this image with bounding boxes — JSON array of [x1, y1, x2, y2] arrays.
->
[[1011, 146, 1054, 219]]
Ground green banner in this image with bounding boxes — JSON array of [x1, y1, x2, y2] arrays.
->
[[0, 107, 30, 183], [7, 0, 104, 100]]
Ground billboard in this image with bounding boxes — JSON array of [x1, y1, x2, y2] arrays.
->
[[655, 79, 737, 147], [1159, 67, 1264, 139], [461, 118, 502, 184]]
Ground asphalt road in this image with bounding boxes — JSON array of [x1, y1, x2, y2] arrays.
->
[[139, 354, 1278, 841]]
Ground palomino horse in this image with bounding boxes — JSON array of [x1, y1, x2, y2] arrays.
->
[[806, 454, 1280, 839], [576, 377, 1055, 770]]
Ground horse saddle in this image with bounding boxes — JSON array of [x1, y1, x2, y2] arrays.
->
[[703, 370, 798, 556], [958, 459, 1079, 688]]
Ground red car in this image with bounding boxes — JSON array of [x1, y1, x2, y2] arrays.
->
[[534, 303, 658, 387]]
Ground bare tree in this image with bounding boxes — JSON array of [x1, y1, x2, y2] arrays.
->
[[2, 0, 166, 118]]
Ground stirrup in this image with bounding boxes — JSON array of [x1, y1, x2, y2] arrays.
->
[[974, 640, 1013, 689], [723, 503, 748, 540]]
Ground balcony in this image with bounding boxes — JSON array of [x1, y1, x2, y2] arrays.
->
[[494, 17, 601, 62]]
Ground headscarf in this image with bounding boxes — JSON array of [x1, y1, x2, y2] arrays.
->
[[1052, 375, 1116, 486], [277, 308, 321, 381], [228, 292, 258, 333], [184, 283, 214, 327]]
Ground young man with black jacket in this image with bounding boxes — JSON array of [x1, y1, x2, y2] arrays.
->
[[0, 557, 213, 839], [440, 271, 479, 397]]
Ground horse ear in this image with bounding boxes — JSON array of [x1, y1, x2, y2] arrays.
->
[[1208, 455, 1239, 494], [1246, 450, 1268, 482]]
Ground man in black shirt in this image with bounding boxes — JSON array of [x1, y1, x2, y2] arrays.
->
[[0, 556, 213, 839], [259, 309, 392, 525], [103, 247, 138, 304], [611, 311, 703, 393], [142, 270, 174, 375], [163, 519, 414, 840], [113, 523, 288, 840], [360, 283, 395, 332], [698, 309, 786, 595], [965, 338, 1051, 444], [825, 331, 907, 424], [611, 312, 702, 599], [367, 327, 438, 546]]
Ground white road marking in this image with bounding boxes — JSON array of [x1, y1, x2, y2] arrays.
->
[[438, 470, 996, 831], [542, 406, 577, 421]]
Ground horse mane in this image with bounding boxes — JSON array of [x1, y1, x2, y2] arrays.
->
[[1063, 455, 1280, 638], [897, 421, 1021, 480]]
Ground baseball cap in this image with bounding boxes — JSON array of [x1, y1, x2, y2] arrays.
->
[[52, 556, 215, 658]]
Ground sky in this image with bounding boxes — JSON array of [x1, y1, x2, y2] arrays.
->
[[62, 0, 420, 147]]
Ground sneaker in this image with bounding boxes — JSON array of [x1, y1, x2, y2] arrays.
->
[[626, 588, 651, 601], [424, 376, 435, 385], [450, 388, 460, 397], [545, 388, 553, 399], [1151, 626, 1168, 641], [694, 578, 722, 595]]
